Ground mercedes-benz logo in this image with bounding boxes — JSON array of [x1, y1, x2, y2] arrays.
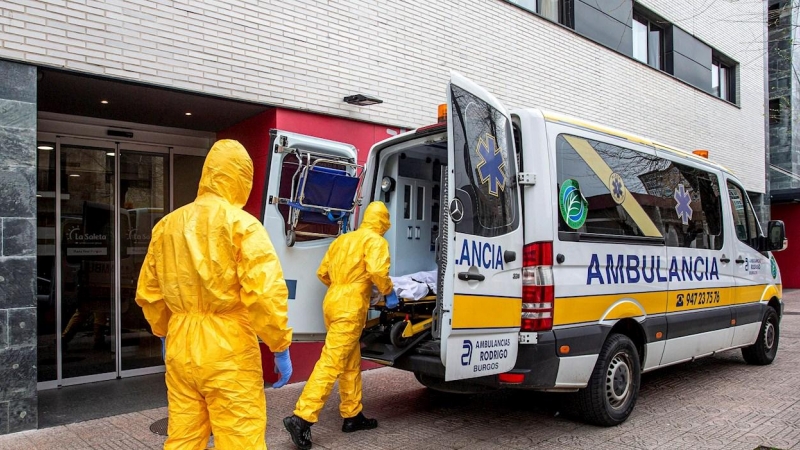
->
[[449, 198, 464, 223]]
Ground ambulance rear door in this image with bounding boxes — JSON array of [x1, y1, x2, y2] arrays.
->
[[263, 130, 360, 339], [441, 73, 524, 381]]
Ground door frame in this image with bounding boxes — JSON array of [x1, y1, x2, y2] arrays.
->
[[36, 130, 208, 390]]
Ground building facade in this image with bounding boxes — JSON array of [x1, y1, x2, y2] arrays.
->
[[0, 0, 767, 433], [768, 0, 800, 287]]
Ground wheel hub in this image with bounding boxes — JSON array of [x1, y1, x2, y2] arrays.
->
[[764, 321, 776, 350], [606, 352, 632, 410]]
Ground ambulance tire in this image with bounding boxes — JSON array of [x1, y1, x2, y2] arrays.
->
[[576, 333, 640, 427], [742, 307, 779, 366]]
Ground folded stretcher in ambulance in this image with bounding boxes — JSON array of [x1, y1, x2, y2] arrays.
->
[[271, 146, 363, 247]]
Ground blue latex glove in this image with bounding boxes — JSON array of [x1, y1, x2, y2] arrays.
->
[[160, 337, 166, 361], [273, 349, 293, 389], [385, 290, 399, 309]]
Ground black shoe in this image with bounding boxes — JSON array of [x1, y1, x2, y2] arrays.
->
[[283, 415, 312, 450], [342, 412, 378, 433]]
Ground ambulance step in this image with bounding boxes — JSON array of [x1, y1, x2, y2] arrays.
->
[[360, 331, 431, 366]]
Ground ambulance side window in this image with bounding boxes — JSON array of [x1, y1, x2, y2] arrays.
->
[[450, 84, 519, 237], [555, 135, 667, 238], [659, 163, 724, 251], [555, 135, 724, 250]]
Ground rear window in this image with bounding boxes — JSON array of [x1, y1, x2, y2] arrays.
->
[[450, 84, 519, 237]]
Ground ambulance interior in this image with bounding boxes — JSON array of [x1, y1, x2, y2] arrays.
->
[[359, 133, 449, 363], [377, 143, 446, 278]]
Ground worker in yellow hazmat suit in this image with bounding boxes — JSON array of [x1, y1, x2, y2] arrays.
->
[[136, 139, 293, 450], [283, 201, 396, 450]]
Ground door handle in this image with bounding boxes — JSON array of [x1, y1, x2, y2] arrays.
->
[[407, 226, 412, 240], [735, 257, 745, 264], [415, 226, 420, 240], [720, 255, 731, 264], [458, 272, 485, 282]]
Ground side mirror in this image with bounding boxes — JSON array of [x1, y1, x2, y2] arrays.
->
[[767, 220, 788, 252]]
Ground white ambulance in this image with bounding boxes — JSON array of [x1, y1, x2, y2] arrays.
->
[[262, 73, 786, 425]]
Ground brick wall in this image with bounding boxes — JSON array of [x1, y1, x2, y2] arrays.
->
[[0, 59, 37, 434], [0, 0, 766, 190]]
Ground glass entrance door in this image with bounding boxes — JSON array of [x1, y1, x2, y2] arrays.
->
[[36, 134, 205, 387], [59, 140, 118, 381], [118, 145, 168, 373]]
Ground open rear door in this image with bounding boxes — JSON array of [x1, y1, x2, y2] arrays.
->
[[441, 73, 524, 381], [263, 130, 360, 338]]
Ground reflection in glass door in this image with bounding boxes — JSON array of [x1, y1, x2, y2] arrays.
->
[[36, 141, 57, 382], [36, 134, 204, 386], [119, 148, 168, 372], [59, 141, 118, 381]]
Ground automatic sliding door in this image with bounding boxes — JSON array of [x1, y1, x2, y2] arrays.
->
[[59, 141, 118, 381], [119, 146, 168, 373]]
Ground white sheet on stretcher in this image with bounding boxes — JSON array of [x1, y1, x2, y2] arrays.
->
[[370, 270, 437, 305]]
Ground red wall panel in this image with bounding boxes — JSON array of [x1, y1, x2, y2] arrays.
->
[[771, 203, 800, 288], [275, 109, 403, 165], [216, 109, 277, 219]]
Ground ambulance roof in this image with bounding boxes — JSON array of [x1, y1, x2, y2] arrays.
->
[[535, 110, 732, 175]]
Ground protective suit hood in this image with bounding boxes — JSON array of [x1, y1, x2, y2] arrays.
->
[[360, 202, 390, 236], [197, 139, 253, 209]]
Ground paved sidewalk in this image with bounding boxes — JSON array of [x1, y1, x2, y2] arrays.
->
[[3, 291, 800, 450]]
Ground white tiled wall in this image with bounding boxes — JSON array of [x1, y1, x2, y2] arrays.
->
[[0, 0, 767, 190]]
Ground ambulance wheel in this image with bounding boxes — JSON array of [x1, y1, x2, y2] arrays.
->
[[390, 321, 412, 348], [742, 307, 779, 365], [576, 333, 640, 427], [286, 230, 296, 247]]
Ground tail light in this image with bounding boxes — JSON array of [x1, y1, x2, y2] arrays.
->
[[521, 242, 554, 332]]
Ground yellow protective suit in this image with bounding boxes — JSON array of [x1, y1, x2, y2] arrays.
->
[[293, 201, 393, 423], [135, 139, 292, 450]]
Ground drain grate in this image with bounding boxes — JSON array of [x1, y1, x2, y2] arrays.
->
[[150, 417, 169, 436]]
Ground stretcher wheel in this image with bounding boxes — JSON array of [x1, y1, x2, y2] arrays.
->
[[286, 230, 296, 247], [390, 320, 412, 348]]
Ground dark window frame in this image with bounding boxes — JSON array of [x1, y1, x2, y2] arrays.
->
[[769, 98, 782, 126], [632, 9, 665, 71], [505, 0, 572, 27], [712, 54, 736, 102]]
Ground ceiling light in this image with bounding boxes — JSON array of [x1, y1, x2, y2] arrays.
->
[[69, 174, 80, 177], [185, 112, 192, 116], [37, 145, 54, 150], [106, 152, 115, 156], [343, 94, 383, 106], [101, 100, 109, 104]]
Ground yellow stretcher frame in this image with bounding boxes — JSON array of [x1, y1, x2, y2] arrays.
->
[[365, 295, 436, 347]]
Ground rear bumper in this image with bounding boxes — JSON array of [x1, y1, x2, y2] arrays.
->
[[393, 331, 561, 390]]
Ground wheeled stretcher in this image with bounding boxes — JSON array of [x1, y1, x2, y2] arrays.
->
[[271, 145, 363, 247], [364, 295, 436, 348]]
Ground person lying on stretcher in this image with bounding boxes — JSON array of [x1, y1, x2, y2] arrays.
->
[[369, 270, 437, 305]]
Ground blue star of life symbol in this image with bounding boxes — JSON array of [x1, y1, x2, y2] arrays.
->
[[674, 183, 693, 225], [612, 178, 623, 198], [609, 172, 625, 204], [475, 133, 507, 197]]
